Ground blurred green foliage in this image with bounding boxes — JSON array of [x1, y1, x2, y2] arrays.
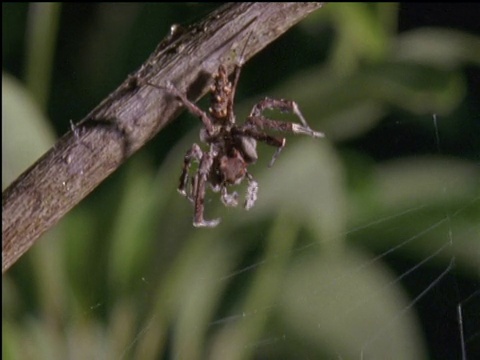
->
[[2, 3, 479, 359]]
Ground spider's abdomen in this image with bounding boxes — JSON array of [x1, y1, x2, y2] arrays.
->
[[209, 65, 232, 122], [219, 150, 247, 185]]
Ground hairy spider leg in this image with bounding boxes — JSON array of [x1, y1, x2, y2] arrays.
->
[[243, 97, 325, 166], [193, 150, 220, 228], [244, 172, 258, 210], [224, 64, 241, 125], [220, 186, 239, 207], [150, 81, 216, 135], [249, 97, 325, 138], [178, 143, 204, 201], [227, 30, 253, 122]]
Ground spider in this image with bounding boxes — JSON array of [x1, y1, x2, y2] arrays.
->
[[155, 58, 324, 227]]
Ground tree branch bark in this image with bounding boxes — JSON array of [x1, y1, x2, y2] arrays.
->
[[2, 3, 325, 273]]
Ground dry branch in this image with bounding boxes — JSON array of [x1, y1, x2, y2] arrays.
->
[[2, 3, 325, 273]]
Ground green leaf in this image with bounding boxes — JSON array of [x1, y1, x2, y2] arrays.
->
[[395, 28, 480, 68], [2, 72, 55, 189], [280, 249, 428, 359]]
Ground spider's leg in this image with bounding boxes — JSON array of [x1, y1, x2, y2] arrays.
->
[[227, 31, 253, 118], [249, 97, 324, 138], [178, 143, 203, 201], [220, 186, 239, 207], [192, 151, 220, 228], [244, 172, 258, 210], [151, 81, 215, 134], [225, 63, 242, 124]]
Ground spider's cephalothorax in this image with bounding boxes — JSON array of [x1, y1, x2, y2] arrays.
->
[[163, 61, 324, 227]]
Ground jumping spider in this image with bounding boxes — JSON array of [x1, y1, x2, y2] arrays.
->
[[154, 59, 324, 227]]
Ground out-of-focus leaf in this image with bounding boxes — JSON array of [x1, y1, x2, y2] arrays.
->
[[375, 157, 479, 208], [2, 72, 55, 189], [280, 249, 428, 359], [361, 62, 465, 114], [107, 156, 158, 294], [244, 140, 346, 245], [133, 228, 239, 359], [395, 28, 480, 68], [63, 202, 102, 309], [347, 156, 479, 274], [171, 234, 236, 360], [2, 321, 21, 360], [373, 156, 480, 271], [211, 215, 300, 360], [328, 3, 393, 73], [24, 3, 61, 109], [263, 59, 463, 143]]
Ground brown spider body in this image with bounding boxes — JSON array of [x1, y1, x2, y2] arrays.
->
[[159, 57, 324, 227], [209, 65, 233, 123]]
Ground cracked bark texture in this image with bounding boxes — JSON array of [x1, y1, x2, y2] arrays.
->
[[2, 3, 325, 273]]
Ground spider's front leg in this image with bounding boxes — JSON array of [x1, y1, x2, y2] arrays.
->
[[249, 97, 324, 138], [192, 150, 220, 228], [245, 97, 324, 166]]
